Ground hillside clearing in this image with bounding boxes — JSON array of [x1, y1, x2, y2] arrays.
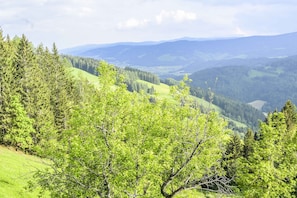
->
[[0, 146, 49, 198]]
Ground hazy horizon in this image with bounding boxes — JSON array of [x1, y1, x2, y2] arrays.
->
[[1, 0, 297, 49]]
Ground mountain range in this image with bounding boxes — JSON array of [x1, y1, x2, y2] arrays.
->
[[62, 32, 297, 77], [62, 32, 297, 112]]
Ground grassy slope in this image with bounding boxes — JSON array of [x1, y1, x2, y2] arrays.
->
[[138, 79, 246, 128], [138, 79, 220, 110], [0, 146, 49, 198], [71, 67, 100, 88], [70, 67, 246, 129]]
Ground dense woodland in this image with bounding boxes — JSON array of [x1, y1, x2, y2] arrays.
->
[[190, 56, 297, 112], [2, 31, 297, 197]]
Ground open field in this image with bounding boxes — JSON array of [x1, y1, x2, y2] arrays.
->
[[0, 146, 49, 198]]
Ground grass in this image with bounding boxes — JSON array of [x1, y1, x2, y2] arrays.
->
[[248, 100, 267, 111], [138, 79, 222, 112], [248, 69, 279, 79], [71, 67, 247, 129], [0, 146, 49, 198], [70, 67, 100, 88]]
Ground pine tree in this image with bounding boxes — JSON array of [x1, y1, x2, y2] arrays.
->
[[223, 133, 242, 180], [3, 95, 35, 151], [13, 34, 32, 99], [0, 30, 15, 143], [281, 100, 297, 137], [237, 111, 297, 197], [243, 128, 255, 158], [49, 43, 75, 134]]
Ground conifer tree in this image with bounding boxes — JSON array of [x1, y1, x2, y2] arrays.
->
[[243, 128, 255, 158], [223, 133, 242, 181], [13, 34, 32, 99], [237, 111, 297, 197], [49, 43, 75, 134], [3, 95, 34, 151], [0, 30, 15, 143], [281, 100, 297, 137]]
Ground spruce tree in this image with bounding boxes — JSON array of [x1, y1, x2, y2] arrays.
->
[[281, 100, 297, 137], [49, 43, 75, 134], [0, 30, 15, 143], [243, 128, 255, 158], [237, 111, 297, 197], [3, 95, 34, 151], [223, 133, 242, 180]]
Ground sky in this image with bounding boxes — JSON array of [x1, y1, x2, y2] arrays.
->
[[1, 0, 297, 49]]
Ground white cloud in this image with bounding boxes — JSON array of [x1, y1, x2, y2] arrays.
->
[[116, 9, 197, 31], [117, 18, 150, 29], [235, 27, 251, 36], [1, 0, 296, 48], [155, 10, 197, 24]]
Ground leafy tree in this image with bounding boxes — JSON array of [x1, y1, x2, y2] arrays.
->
[[33, 61, 231, 197]]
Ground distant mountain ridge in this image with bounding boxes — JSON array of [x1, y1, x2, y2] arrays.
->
[[61, 32, 297, 76]]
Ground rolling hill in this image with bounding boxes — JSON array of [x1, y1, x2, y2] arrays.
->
[[189, 55, 297, 112], [70, 65, 263, 132], [62, 32, 297, 77]]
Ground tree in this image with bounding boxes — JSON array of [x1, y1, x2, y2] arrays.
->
[[237, 111, 297, 197], [33, 61, 231, 197], [0, 30, 15, 142], [3, 95, 35, 151], [49, 44, 75, 134], [243, 128, 255, 159], [281, 100, 297, 137], [223, 133, 242, 182]]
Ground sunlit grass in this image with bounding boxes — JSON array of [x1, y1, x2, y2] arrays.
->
[[0, 146, 49, 198]]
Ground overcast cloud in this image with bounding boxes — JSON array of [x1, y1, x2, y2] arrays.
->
[[0, 0, 296, 49]]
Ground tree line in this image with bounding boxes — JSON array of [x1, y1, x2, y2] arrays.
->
[[190, 86, 265, 132], [0, 31, 78, 154], [63, 55, 159, 94]]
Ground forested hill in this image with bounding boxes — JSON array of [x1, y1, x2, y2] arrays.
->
[[61, 32, 297, 76], [3, 31, 297, 197], [64, 55, 265, 131], [190, 55, 297, 112]]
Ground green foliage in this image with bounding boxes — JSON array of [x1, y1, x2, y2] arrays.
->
[[190, 86, 265, 131], [0, 146, 49, 198], [190, 56, 297, 112], [0, 32, 77, 155], [223, 133, 243, 180], [281, 100, 297, 135], [62, 54, 99, 75], [124, 67, 161, 85], [162, 77, 179, 86], [63, 55, 161, 94], [0, 30, 15, 143], [243, 129, 255, 159], [3, 95, 34, 151], [34, 62, 231, 197], [237, 107, 297, 197], [6, 31, 297, 198]]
